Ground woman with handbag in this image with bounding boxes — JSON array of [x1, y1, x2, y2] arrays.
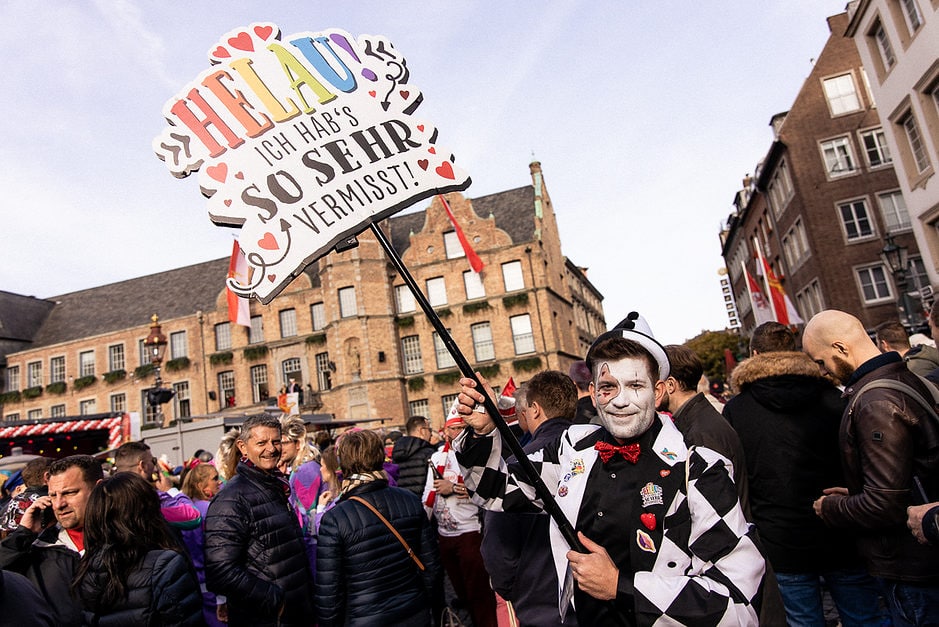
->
[[315, 429, 441, 626]]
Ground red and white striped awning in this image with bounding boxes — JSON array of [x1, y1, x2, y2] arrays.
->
[[0, 416, 124, 449]]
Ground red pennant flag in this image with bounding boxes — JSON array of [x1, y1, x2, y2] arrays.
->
[[439, 194, 483, 272], [227, 240, 251, 327]]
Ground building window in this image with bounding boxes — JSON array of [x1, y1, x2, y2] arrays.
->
[[79, 351, 95, 377], [471, 322, 495, 362], [441, 393, 459, 422], [838, 199, 875, 241], [860, 128, 892, 167], [502, 261, 524, 292], [433, 332, 457, 369], [856, 265, 893, 303], [395, 286, 415, 314], [27, 409, 42, 421], [339, 287, 357, 318], [910, 255, 930, 293], [899, 0, 923, 35], [409, 399, 429, 419], [139, 339, 152, 366], [796, 279, 826, 323], [878, 190, 912, 233], [823, 73, 862, 116], [782, 219, 811, 269], [6, 366, 19, 392], [174, 382, 191, 419], [315, 352, 332, 391], [310, 302, 326, 331], [510, 314, 536, 355], [219, 371, 236, 408], [79, 399, 96, 416], [900, 111, 930, 174], [279, 308, 298, 338], [282, 358, 302, 387], [27, 361, 42, 388], [872, 19, 896, 72], [426, 277, 447, 307], [108, 344, 125, 372], [50, 356, 65, 384], [141, 391, 159, 424], [463, 270, 486, 300], [443, 231, 464, 259], [215, 322, 232, 351], [249, 315, 264, 344], [401, 336, 423, 375], [110, 393, 126, 413], [50, 404, 66, 418], [4, 413, 20, 423], [250, 365, 269, 403], [820, 137, 857, 177], [170, 331, 187, 359], [767, 160, 794, 217]]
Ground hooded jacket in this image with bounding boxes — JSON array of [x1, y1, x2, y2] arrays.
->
[[905, 343, 939, 377], [391, 436, 437, 497], [723, 351, 860, 574]]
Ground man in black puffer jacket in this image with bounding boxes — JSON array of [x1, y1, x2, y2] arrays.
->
[[205, 414, 314, 626], [392, 415, 438, 496]]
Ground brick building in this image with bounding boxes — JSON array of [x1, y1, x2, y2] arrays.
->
[[846, 0, 939, 290], [721, 11, 926, 333], [0, 161, 605, 431]]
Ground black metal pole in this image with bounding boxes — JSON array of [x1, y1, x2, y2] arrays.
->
[[370, 222, 584, 553]]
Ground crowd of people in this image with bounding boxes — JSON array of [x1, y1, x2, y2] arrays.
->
[[2, 307, 939, 625]]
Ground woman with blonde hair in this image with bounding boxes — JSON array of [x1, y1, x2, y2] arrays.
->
[[215, 427, 240, 482], [180, 462, 226, 626]]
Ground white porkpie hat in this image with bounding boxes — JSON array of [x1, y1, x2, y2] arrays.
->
[[587, 312, 670, 381]]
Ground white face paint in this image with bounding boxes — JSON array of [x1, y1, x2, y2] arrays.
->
[[592, 357, 658, 442]]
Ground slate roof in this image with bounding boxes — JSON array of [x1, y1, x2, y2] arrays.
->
[[388, 185, 536, 256], [6, 186, 537, 352]]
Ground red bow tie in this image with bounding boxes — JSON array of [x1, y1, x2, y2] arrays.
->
[[594, 441, 641, 464]]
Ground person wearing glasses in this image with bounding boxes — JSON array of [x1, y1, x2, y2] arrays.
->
[[391, 416, 438, 497]]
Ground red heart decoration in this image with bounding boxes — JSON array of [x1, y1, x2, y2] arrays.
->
[[368, 90, 376, 97], [417, 159, 429, 170], [640, 513, 656, 530], [258, 233, 279, 250], [254, 25, 273, 40], [400, 90, 410, 99], [235, 171, 244, 180], [206, 163, 228, 183], [417, 124, 424, 132], [228, 32, 254, 51], [268, 274, 277, 282], [212, 46, 230, 59], [223, 199, 232, 207], [435, 162, 455, 180], [427, 147, 436, 154], [659, 469, 671, 478]]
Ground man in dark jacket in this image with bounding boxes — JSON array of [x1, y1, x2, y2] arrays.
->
[[804, 310, 939, 625], [391, 415, 437, 496], [0, 454, 103, 626], [205, 414, 314, 627], [724, 322, 880, 626], [480, 370, 577, 626]]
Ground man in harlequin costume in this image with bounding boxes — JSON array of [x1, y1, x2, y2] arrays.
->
[[454, 313, 766, 626]]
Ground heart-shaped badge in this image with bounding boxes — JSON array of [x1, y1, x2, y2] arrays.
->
[[640, 512, 656, 531]]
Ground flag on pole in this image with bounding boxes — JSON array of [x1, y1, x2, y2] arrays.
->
[[753, 238, 804, 325], [439, 194, 483, 273], [743, 262, 774, 325], [227, 240, 251, 327]]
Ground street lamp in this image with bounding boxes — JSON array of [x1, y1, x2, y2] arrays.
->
[[880, 234, 911, 325], [143, 315, 174, 411]]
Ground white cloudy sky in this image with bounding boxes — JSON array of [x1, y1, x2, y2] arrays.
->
[[0, 1, 849, 345]]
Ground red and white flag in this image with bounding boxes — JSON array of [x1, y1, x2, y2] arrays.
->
[[439, 194, 483, 273], [754, 239, 804, 325], [227, 240, 251, 327], [498, 377, 517, 419], [743, 262, 774, 325]]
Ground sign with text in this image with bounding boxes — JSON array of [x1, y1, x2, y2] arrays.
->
[[155, 23, 471, 303]]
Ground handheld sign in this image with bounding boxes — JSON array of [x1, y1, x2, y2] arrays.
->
[[154, 23, 471, 303]]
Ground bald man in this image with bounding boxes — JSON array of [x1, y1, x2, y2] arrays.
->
[[803, 309, 939, 624]]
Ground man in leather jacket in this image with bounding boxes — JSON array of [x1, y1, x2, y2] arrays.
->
[[804, 310, 939, 625]]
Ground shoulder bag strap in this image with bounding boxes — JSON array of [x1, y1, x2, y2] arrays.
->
[[348, 495, 425, 571], [848, 379, 939, 422]]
